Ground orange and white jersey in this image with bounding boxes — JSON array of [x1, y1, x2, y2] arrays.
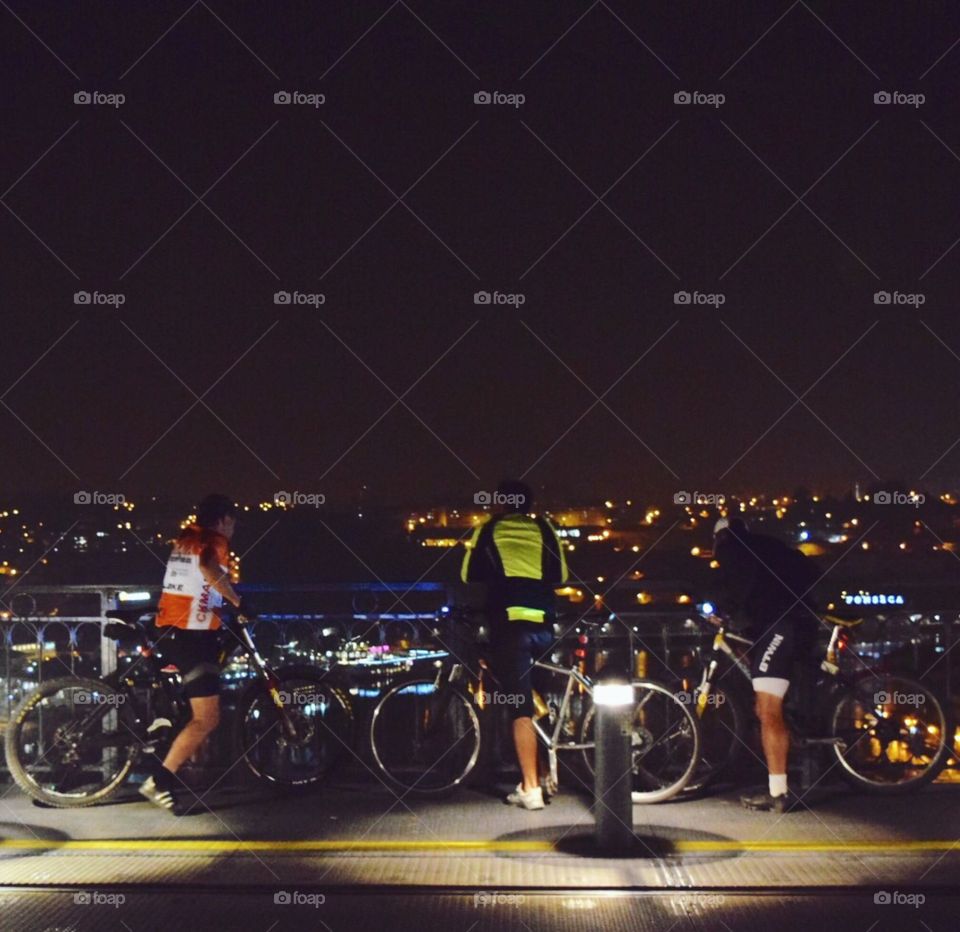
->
[[156, 526, 230, 630]]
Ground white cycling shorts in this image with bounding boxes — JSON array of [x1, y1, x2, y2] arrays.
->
[[752, 676, 790, 698]]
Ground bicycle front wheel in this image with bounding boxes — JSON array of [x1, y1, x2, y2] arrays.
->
[[830, 673, 953, 794], [581, 679, 700, 803], [235, 666, 352, 789], [370, 677, 481, 795], [4, 677, 140, 808]]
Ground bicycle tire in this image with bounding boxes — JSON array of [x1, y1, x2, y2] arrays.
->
[[4, 676, 140, 808], [581, 678, 700, 804], [684, 684, 750, 794], [370, 676, 481, 795], [829, 673, 953, 794], [234, 665, 352, 788]]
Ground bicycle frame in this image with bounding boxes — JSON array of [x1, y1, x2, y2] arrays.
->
[[529, 660, 594, 751], [694, 623, 752, 717]]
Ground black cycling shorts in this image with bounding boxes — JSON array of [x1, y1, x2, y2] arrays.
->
[[750, 616, 817, 684], [489, 620, 554, 721], [158, 628, 222, 699]]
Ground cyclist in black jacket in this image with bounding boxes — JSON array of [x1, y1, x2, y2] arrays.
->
[[712, 517, 821, 813], [461, 480, 567, 810]]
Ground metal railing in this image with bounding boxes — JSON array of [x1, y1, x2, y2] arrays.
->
[[2, 584, 958, 775]]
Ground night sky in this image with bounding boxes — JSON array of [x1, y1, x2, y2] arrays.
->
[[4, 1, 960, 509]]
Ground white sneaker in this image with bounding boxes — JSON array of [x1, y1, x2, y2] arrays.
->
[[505, 784, 544, 810]]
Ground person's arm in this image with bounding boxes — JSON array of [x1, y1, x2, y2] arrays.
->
[[461, 521, 494, 583], [541, 518, 568, 585], [199, 546, 241, 608], [712, 539, 755, 617]]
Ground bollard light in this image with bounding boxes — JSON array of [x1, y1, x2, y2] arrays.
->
[[593, 682, 634, 706], [593, 670, 635, 853]]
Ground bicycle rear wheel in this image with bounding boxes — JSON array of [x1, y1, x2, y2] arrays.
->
[[581, 679, 700, 803], [370, 677, 481, 794], [684, 684, 750, 793], [4, 677, 140, 808], [830, 673, 952, 794]]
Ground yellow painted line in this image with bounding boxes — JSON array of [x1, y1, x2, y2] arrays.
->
[[0, 838, 958, 854]]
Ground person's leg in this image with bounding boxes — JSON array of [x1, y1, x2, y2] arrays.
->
[[754, 687, 789, 789], [743, 621, 795, 809], [513, 716, 539, 792], [163, 694, 221, 774]]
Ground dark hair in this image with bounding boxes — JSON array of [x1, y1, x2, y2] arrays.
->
[[727, 517, 748, 536], [496, 479, 534, 513], [196, 494, 236, 529]]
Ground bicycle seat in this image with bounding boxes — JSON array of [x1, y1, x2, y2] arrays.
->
[[822, 610, 863, 627], [104, 608, 154, 623]]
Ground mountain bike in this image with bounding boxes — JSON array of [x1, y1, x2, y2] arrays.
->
[[684, 604, 953, 794], [368, 609, 700, 802], [4, 607, 352, 807]]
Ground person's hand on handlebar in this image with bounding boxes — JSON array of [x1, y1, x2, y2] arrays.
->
[[235, 595, 258, 623], [696, 601, 727, 626]]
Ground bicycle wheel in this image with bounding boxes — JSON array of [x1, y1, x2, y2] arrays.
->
[[370, 677, 481, 794], [4, 677, 140, 808], [684, 684, 750, 793], [235, 666, 352, 788], [581, 679, 700, 803], [830, 673, 953, 794]]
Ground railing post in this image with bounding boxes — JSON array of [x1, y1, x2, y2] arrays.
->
[[100, 588, 117, 678]]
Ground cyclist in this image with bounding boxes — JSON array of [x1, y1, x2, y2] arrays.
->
[[139, 494, 254, 812], [711, 516, 820, 813], [461, 479, 568, 810]]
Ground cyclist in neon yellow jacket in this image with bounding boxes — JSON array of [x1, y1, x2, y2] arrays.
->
[[461, 480, 568, 810]]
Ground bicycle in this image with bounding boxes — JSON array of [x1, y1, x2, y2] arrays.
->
[[684, 603, 953, 794], [368, 609, 700, 802], [4, 607, 352, 808]]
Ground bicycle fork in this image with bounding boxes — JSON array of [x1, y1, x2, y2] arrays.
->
[[239, 625, 300, 741]]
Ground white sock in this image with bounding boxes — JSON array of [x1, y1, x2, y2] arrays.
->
[[769, 773, 788, 797]]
